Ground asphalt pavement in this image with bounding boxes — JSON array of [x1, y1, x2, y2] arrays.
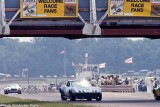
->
[[0, 81, 160, 107], [0, 89, 160, 107]]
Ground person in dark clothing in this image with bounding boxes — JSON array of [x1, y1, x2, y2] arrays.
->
[[153, 78, 158, 88], [125, 78, 129, 85]]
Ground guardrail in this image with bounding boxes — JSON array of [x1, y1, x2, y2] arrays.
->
[[100, 85, 135, 93]]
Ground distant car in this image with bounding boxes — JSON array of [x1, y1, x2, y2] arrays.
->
[[46, 75, 51, 78], [53, 75, 57, 78], [152, 87, 160, 100], [138, 82, 147, 91], [69, 75, 75, 78], [59, 79, 102, 101], [48, 82, 56, 91], [4, 84, 22, 94], [39, 75, 43, 78]]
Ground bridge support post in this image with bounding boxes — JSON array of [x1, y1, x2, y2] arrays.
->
[[0, 0, 9, 35], [0, 0, 5, 35], [83, 23, 101, 35], [3, 24, 10, 35], [0, 0, 10, 35], [83, 0, 101, 35]]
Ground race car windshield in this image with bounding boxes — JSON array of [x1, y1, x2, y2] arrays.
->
[[71, 80, 92, 87], [7, 84, 19, 87]]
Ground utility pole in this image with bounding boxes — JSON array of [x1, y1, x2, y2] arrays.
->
[[23, 68, 29, 85], [64, 48, 66, 76], [3, 60, 6, 81], [27, 68, 29, 85], [85, 53, 88, 65]]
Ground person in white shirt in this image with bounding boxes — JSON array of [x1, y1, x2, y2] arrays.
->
[[91, 78, 97, 86], [145, 77, 154, 94]]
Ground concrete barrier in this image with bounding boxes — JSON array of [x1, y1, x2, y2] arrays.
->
[[100, 85, 135, 93]]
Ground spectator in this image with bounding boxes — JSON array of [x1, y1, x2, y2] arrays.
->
[[104, 77, 108, 85], [91, 78, 97, 86], [150, 79, 154, 91], [153, 78, 158, 88], [101, 76, 105, 85], [111, 77, 115, 86], [125, 78, 129, 85], [115, 76, 118, 85], [134, 78, 139, 92], [98, 78, 101, 86]]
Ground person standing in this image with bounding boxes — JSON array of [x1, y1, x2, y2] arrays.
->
[[91, 78, 97, 86], [153, 78, 158, 88], [125, 78, 129, 85], [145, 77, 153, 94], [98, 78, 101, 86]]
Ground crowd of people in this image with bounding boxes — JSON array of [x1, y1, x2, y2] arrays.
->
[[90, 75, 160, 93], [91, 75, 130, 86], [133, 77, 160, 93]]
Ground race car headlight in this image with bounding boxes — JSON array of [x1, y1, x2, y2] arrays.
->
[[99, 89, 102, 93], [92, 90, 99, 93], [95, 89, 101, 93], [96, 90, 100, 92], [73, 89, 79, 93]]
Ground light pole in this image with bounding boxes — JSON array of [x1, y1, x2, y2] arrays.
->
[[26, 68, 29, 85], [23, 68, 29, 85], [3, 60, 6, 81], [60, 48, 67, 80]]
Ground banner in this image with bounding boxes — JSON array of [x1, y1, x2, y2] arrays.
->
[[20, 0, 78, 18], [108, 0, 160, 17]]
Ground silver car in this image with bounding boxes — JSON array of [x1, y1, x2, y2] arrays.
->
[[4, 84, 22, 94], [59, 79, 102, 101]]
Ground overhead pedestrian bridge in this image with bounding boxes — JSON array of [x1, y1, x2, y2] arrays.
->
[[1, 0, 160, 39]]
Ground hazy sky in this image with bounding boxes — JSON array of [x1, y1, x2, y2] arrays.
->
[[8, 37, 33, 42]]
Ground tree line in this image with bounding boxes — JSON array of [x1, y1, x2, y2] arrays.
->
[[0, 37, 160, 77]]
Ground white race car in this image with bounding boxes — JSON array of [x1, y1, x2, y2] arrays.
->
[[4, 84, 22, 94]]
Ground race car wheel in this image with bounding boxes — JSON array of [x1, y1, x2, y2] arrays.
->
[[87, 98, 92, 101], [70, 95, 76, 101], [69, 91, 76, 101], [18, 91, 22, 94], [61, 93, 67, 101], [153, 92, 160, 100], [4, 91, 8, 94], [96, 93, 102, 101]]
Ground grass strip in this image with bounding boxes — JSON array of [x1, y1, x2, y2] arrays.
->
[[0, 94, 94, 107]]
